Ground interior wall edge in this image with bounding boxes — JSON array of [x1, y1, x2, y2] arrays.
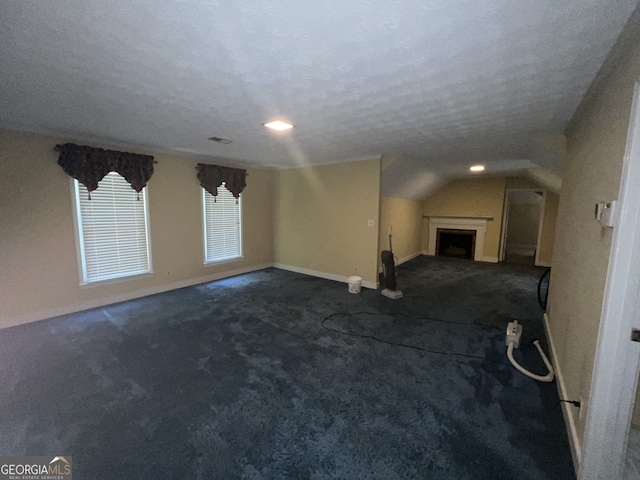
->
[[544, 312, 582, 475], [0, 262, 274, 331]]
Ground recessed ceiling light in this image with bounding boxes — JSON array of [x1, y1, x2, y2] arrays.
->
[[470, 165, 485, 172], [264, 120, 294, 131]]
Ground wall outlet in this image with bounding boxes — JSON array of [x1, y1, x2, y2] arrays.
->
[[167, 271, 171, 276], [354, 266, 358, 272]]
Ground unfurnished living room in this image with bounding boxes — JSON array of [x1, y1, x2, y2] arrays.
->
[[2, 2, 640, 479]]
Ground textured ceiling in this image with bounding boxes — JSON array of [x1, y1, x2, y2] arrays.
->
[[0, 1, 637, 197]]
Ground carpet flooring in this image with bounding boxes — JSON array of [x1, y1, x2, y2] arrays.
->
[[0, 256, 575, 479]]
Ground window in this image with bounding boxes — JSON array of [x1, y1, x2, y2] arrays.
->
[[73, 172, 152, 284], [202, 183, 242, 263]]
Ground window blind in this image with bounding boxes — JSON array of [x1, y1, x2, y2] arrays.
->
[[74, 172, 151, 283], [202, 184, 242, 263]]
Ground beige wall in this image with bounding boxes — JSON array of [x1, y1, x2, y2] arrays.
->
[[505, 177, 542, 190], [275, 158, 381, 285], [546, 12, 640, 453], [422, 176, 507, 260], [379, 197, 423, 264], [0, 129, 276, 328]]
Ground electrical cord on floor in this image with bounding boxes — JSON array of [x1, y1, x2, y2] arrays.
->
[[339, 297, 504, 330], [560, 399, 581, 408], [387, 310, 500, 330], [538, 267, 551, 311], [320, 311, 510, 365]]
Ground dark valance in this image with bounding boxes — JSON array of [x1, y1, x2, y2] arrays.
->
[[196, 163, 247, 199], [55, 143, 155, 196]]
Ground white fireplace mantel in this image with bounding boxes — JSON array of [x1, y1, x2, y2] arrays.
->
[[426, 216, 495, 262]]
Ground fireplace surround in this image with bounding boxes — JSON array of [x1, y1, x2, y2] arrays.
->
[[426, 216, 490, 262]]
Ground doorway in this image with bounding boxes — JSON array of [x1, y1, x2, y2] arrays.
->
[[500, 189, 545, 265]]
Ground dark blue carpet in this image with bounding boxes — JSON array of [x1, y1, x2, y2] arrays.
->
[[0, 256, 575, 479]]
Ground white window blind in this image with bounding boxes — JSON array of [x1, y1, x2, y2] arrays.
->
[[74, 172, 152, 284], [202, 184, 242, 263]]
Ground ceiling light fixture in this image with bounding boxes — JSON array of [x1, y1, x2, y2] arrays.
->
[[264, 120, 294, 131], [470, 165, 485, 172]]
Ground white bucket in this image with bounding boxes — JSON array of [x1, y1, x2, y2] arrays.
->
[[348, 276, 362, 294]]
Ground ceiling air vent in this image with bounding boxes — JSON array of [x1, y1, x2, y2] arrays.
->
[[208, 136, 232, 144]]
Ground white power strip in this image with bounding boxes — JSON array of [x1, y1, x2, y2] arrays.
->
[[506, 320, 523, 348], [505, 319, 555, 382]]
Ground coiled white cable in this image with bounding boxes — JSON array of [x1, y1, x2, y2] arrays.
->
[[507, 339, 555, 383]]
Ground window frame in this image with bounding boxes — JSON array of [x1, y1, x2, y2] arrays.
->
[[70, 173, 153, 286], [201, 185, 243, 265]]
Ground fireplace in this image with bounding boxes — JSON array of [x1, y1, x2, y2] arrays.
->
[[426, 216, 491, 262], [436, 229, 476, 260]]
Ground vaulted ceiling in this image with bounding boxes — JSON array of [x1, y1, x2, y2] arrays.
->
[[1, 1, 637, 198]]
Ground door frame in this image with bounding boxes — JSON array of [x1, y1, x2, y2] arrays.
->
[[579, 81, 640, 479], [499, 188, 546, 264]]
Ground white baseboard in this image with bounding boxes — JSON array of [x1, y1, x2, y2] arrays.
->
[[481, 256, 499, 263], [379, 251, 424, 273], [273, 263, 378, 289], [544, 312, 581, 476], [420, 252, 498, 263], [397, 251, 422, 265], [506, 244, 537, 256], [0, 263, 274, 330]]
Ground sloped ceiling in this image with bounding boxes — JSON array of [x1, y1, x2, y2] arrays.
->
[[0, 1, 637, 198]]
